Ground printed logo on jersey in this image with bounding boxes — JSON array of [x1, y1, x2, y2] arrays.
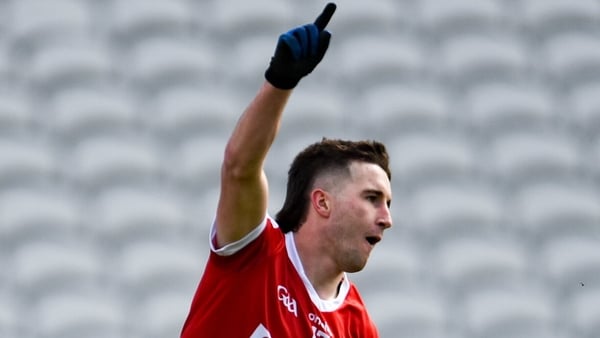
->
[[250, 323, 272, 338], [277, 285, 298, 317], [309, 313, 334, 338]]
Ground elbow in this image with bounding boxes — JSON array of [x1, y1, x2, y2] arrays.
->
[[221, 142, 262, 181]]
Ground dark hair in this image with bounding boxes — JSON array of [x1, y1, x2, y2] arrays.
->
[[275, 138, 390, 233]]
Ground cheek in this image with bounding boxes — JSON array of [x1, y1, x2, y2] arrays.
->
[[346, 199, 368, 219], [335, 201, 369, 231]]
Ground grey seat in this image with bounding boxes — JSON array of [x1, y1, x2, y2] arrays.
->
[[461, 286, 556, 338], [116, 240, 203, 301], [67, 135, 162, 192], [0, 188, 81, 247], [436, 33, 529, 88], [417, 0, 505, 41], [519, 0, 600, 39], [33, 291, 124, 338], [109, 0, 192, 44], [11, 240, 102, 301], [541, 32, 600, 88], [89, 186, 188, 247]]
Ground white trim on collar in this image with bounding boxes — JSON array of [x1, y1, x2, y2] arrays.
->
[[284, 230, 350, 312]]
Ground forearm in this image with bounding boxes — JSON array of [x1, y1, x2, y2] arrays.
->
[[222, 81, 292, 179]]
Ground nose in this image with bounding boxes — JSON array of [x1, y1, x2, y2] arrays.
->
[[377, 205, 393, 229]]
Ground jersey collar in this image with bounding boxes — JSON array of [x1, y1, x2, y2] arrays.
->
[[284, 231, 350, 312]]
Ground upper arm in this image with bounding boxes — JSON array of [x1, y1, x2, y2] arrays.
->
[[214, 162, 269, 248]]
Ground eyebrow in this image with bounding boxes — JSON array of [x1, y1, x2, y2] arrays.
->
[[363, 189, 392, 207]]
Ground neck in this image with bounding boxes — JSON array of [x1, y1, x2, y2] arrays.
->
[[293, 228, 345, 300]]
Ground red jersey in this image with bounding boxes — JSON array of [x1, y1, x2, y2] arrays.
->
[[181, 216, 379, 337]]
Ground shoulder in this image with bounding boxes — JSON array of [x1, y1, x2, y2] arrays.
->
[[209, 215, 284, 257]]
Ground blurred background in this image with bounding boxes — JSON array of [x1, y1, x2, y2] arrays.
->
[[0, 0, 599, 337]]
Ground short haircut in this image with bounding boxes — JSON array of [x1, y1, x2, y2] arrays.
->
[[275, 138, 391, 233]]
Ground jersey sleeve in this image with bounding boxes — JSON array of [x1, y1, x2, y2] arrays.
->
[[209, 215, 268, 256]]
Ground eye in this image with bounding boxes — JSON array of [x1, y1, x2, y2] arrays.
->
[[366, 195, 378, 203]]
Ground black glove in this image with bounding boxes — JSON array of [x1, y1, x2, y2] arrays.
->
[[265, 3, 336, 89]]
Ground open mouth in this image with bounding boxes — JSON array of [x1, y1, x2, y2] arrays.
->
[[366, 236, 381, 246]]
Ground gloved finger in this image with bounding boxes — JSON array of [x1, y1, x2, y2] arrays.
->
[[306, 24, 319, 56], [292, 26, 309, 58], [280, 33, 302, 60], [316, 30, 331, 60], [314, 2, 336, 31]]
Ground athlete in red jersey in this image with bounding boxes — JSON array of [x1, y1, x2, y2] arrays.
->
[[181, 3, 393, 337], [182, 217, 379, 337]]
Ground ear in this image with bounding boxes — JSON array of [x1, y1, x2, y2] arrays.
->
[[310, 188, 331, 218]]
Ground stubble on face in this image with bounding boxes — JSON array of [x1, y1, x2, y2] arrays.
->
[[324, 162, 390, 273]]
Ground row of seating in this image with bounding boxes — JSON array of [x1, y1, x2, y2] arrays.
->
[[3, 32, 600, 94], [0, 178, 598, 238], [2, 236, 599, 337], [1, 0, 599, 337], [0, 132, 598, 191], [4, 232, 600, 289], [2, 0, 599, 41], [0, 83, 586, 126]]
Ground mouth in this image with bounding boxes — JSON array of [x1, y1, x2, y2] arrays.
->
[[365, 236, 381, 246]]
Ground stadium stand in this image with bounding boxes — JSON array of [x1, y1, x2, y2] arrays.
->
[[25, 40, 114, 95], [335, 34, 426, 89], [209, 0, 294, 38], [512, 182, 600, 234], [417, 0, 506, 41], [487, 130, 582, 186], [279, 84, 347, 138], [0, 295, 19, 338], [11, 240, 102, 302], [567, 82, 600, 135], [463, 81, 556, 136], [125, 37, 215, 93], [434, 235, 529, 296], [322, 0, 401, 37], [460, 286, 558, 338], [0, 188, 82, 248], [66, 135, 163, 192], [519, 0, 600, 39], [436, 32, 530, 89], [115, 240, 202, 301], [130, 290, 193, 338], [542, 32, 600, 89], [356, 83, 451, 135], [49, 87, 137, 142], [109, 0, 193, 45], [566, 287, 600, 338], [1, 0, 599, 337], [89, 186, 188, 247], [8, 0, 92, 54], [366, 286, 450, 338], [167, 134, 226, 191], [387, 131, 477, 188], [32, 290, 124, 338], [147, 85, 240, 142], [0, 138, 57, 187], [540, 236, 600, 294]]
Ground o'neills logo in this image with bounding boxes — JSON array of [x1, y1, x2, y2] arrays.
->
[[277, 285, 298, 317]]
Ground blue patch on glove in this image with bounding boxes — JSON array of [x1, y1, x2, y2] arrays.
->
[[279, 24, 321, 61]]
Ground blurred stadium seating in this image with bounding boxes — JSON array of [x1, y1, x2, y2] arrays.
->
[[1, 0, 599, 337]]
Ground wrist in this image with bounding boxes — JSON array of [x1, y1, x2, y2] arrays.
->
[[265, 64, 301, 90]]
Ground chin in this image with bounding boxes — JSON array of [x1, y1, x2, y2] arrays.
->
[[340, 249, 370, 273], [344, 260, 368, 273]]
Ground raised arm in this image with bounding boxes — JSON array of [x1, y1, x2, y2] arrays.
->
[[215, 3, 337, 248]]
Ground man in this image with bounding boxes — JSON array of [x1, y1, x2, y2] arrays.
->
[[181, 3, 393, 337]]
